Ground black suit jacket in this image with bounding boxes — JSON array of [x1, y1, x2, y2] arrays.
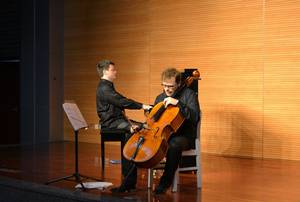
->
[[96, 79, 142, 128], [154, 87, 201, 139]]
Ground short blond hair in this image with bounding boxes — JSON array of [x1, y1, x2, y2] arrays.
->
[[161, 68, 181, 85]]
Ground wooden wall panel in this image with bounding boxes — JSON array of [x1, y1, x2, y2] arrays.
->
[[149, 0, 264, 158], [64, 0, 150, 142], [264, 1, 300, 160], [64, 0, 300, 160]]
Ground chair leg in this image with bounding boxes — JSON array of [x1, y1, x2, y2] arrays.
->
[[171, 169, 179, 192], [148, 168, 153, 189], [196, 153, 202, 188], [196, 169, 201, 189]]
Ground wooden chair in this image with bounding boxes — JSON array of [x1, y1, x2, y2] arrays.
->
[[147, 121, 201, 192]]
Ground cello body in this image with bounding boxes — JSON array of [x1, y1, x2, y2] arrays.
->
[[122, 102, 184, 168]]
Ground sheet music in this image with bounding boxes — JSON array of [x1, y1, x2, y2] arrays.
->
[[75, 181, 113, 190], [63, 103, 88, 131]]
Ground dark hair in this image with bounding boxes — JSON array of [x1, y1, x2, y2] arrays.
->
[[96, 59, 115, 77], [161, 68, 181, 85]]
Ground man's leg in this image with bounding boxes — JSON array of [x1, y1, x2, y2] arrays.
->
[[155, 135, 192, 194], [111, 119, 137, 192]]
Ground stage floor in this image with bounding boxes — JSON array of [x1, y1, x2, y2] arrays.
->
[[0, 141, 300, 202]]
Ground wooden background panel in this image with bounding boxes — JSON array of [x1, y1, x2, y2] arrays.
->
[[264, 0, 300, 160], [149, 0, 264, 158], [63, 0, 300, 160], [63, 54, 99, 141], [64, 0, 150, 142]]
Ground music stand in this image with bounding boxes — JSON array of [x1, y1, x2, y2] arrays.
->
[[45, 102, 101, 189]]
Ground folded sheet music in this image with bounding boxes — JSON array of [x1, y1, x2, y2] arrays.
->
[[63, 103, 88, 131], [75, 181, 113, 190]]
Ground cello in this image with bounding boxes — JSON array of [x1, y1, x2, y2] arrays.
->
[[122, 70, 200, 168]]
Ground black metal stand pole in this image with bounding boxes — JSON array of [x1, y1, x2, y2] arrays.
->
[[45, 130, 101, 189]]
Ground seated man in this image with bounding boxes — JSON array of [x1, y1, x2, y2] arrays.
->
[[96, 59, 152, 191], [152, 67, 201, 194], [108, 67, 201, 194]]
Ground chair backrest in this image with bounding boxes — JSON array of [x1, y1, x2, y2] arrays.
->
[[188, 116, 201, 150], [195, 120, 201, 142], [182, 117, 201, 154], [196, 114, 201, 140]]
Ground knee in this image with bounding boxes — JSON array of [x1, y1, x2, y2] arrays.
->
[[168, 141, 182, 152], [168, 137, 190, 151]]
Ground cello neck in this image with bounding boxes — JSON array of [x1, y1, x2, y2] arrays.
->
[[172, 70, 201, 98]]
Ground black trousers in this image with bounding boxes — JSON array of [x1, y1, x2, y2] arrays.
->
[[159, 135, 193, 187], [110, 119, 140, 186]]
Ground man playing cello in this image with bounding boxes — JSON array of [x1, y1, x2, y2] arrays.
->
[[150, 67, 201, 194], [111, 67, 201, 194]]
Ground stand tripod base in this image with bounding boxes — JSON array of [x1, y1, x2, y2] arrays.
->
[[45, 173, 101, 190]]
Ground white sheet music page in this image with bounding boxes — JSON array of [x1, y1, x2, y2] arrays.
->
[[63, 103, 88, 131]]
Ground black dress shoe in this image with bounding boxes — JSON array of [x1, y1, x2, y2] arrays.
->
[[110, 184, 136, 193], [154, 184, 168, 194]]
